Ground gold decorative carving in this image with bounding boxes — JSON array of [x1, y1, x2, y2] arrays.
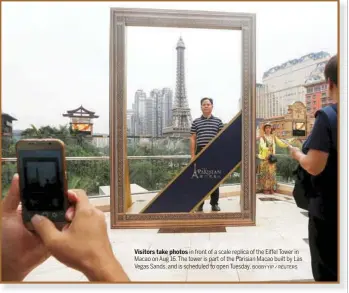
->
[[110, 8, 256, 229]]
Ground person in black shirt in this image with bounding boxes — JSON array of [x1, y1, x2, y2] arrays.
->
[[288, 55, 338, 281], [190, 98, 224, 212]]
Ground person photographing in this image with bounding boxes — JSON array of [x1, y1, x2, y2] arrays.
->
[[288, 55, 338, 281]]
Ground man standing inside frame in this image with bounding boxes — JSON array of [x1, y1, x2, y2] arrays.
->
[[190, 97, 224, 212]]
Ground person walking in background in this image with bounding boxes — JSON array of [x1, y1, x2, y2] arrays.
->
[[190, 97, 224, 212], [288, 55, 338, 281]]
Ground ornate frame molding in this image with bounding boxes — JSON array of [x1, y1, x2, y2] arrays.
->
[[110, 8, 256, 228]]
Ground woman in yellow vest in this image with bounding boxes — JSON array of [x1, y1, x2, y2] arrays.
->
[[257, 123, 288, 194]]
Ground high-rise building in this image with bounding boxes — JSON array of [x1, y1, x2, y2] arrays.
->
[[145, 97, 154, 136], [128, 88, 174, 137], [256, 83, 270, 119], [126, 109, 135, 136], [162, 87, 173, 128], [148, 89, 161, 137], [304, 60, 332, 116], [163, 37, 192, 137], [134, 89, 147, 136], [260, 52, 331, 118]]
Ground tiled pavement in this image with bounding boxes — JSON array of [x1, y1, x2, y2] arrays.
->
[[24, 193, 314, 282]]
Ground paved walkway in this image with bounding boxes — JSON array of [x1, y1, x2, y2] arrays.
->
[[24, 193, 314, 282]]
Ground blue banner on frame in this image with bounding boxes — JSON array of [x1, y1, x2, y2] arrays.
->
[[141, 113, 242, 213]]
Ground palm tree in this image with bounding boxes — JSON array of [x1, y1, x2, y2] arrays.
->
[[21, 124, 43, 138]]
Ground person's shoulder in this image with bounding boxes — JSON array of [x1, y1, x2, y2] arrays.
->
[[314, 105, 337, 126], [192, 117, 201, 123], [212, 116, 223, 122], [315, 104, 337, 117]]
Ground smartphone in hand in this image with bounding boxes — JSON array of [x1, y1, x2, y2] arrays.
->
[[16, 139, 69, 231]]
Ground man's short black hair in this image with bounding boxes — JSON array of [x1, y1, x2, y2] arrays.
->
[[324, 55, 338, 86], [201, 97, 213, 105]]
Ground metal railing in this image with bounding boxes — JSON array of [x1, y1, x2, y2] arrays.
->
[[1, 155, 238, 196], [1, 155, 191, 162], [2, 154, 295, 198], [1, 154, 293, 162]]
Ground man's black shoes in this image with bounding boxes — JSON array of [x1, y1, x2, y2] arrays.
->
[[196, 205, 220, 212], [211, 205, 221, 212]]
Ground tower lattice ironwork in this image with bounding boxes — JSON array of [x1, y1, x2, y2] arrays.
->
[[163, 37, 192, 137]]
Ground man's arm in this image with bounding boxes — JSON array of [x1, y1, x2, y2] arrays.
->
[[190, 134, 196, 159], [190, 120, 197, 159], [291, 148, 329, 176], [218, 120, 224, 132]]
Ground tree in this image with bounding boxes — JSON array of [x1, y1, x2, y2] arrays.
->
[[2, 123, 305, 199], [275, 155, 298, 182], [2, 124, 109, 197], [2, 136, 17, 197]]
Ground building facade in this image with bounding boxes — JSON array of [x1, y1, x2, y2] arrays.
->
[[2, 113, 17, 137], [259, 101, 314, 140], [129, 88, 173, 137], [162, 87, 173, 128], [256, 83, 269, 119], [304, 81, 331, 116], [62, 106, 99, 136], [303, 60, 332, 116], [126, 109, 135, 136], [133, 89, 147, 136], [260, 52, 331, 118]]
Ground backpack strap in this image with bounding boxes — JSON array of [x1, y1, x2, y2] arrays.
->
[[317, 105, 337, 151]]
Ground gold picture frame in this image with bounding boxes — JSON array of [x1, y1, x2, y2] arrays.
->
[[109, 7, 256, 228]]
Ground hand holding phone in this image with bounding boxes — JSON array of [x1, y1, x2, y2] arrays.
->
[[16, 139, 69, 231], [1, 174, 78, 282], [30, 190, 130, 282]]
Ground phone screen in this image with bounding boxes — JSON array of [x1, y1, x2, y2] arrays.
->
[[18, 150, 65, 213]]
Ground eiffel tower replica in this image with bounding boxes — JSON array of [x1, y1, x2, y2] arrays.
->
[[163, 37, 192, 137]]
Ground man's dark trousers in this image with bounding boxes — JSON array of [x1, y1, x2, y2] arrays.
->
[[195, 146, 219, 209], [308, 214, 338, 281]]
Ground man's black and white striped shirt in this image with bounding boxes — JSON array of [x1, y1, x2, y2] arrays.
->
[[190, 115, 224, 147]]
